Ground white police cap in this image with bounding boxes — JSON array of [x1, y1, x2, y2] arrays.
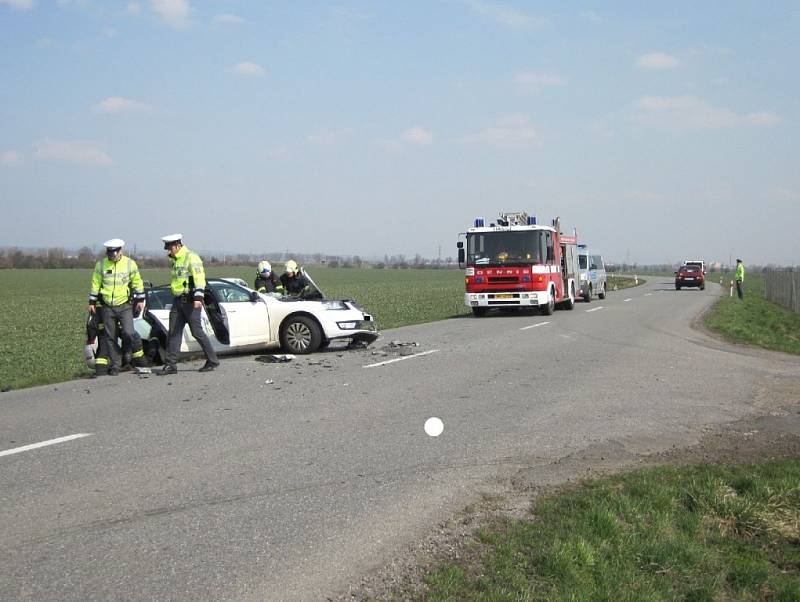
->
[[161, 233, 183, 248], [103, 238, 125, 248]]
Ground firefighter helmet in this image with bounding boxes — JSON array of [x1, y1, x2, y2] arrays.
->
[[284, 259, 298, 276], [257, 260, 272, 275]]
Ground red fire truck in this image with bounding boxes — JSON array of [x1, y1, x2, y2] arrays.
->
[[457, 211, 579, 317]]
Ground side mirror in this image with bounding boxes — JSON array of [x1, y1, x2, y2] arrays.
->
[[457, 247, 465, 268], [249, 291, 259, 302], [674, 271, 678, 275], [456, 241, 463, 249]]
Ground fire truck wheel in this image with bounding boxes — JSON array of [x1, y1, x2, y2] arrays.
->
[[540, 289, 555, 315], [598, 284, 606, 299], [583, 285, 591, 303], [563, 284, 576, 310], [472, 307, 488, 317]]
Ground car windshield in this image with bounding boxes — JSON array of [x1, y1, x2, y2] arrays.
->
[[467, 230, 547, 266], [682, 266, 700, 273], [145, 286, 173, 309]]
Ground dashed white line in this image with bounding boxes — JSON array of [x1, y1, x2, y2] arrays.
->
[[363, 349, 439, 368], [0, 433, 91, 458], [585, 307, 604, 313], [624, 298, 632, 302], [520, 321, 551, 331], [645, 293, 653, 296]]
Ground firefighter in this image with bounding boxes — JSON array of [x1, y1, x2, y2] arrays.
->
[[159, 233, 219, 374], [85, 311, 146, 376], [88, 239, 146, 375], [254, 260, 284, 294], [279, 259, 310, 296], [735, 258, 745, 300]]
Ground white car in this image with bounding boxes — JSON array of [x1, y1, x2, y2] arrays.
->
[[132, 271, 378, 359]]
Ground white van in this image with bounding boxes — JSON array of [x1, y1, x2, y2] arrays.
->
[[577, 245, 607, 302], [684, 260, 706, 274]]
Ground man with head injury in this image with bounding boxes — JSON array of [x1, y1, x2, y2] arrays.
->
[[87, 239, 146, 375]]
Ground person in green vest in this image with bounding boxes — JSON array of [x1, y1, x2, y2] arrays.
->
[[735, 258, 745, 300], [158, 233, 219, 374], [88, 238, 146, 375]]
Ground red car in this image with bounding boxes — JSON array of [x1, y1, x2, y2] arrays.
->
[[675, 265, 705, 290]]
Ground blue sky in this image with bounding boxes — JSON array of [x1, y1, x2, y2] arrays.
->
[[1, 1, 797, 265]]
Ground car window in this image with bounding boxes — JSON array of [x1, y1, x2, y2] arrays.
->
[[146, 287, 173, 309], [579, 255, 588, 269], [209, 281, 253, 303], [590, 255, 604, 270]]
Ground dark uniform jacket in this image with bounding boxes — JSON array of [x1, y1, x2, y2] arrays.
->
[[254, 273, 282, 293]]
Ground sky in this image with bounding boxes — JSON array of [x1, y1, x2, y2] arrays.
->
[[0, 1, 798, 266]]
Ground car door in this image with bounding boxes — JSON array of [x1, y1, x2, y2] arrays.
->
[[207, 281, 270, 346]]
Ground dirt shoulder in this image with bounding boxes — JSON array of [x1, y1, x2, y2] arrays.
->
[[336, 397, 800, 601]]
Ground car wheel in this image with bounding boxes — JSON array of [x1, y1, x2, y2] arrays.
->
[[583, 285, 591, 303], [472, 307, 488, 317], [700, 283, 705, 290], [540, 288, 555, 315], [280, 315, 322, 354], [676, 284, 681, 290], [564, 283, 575, 310], [598, 284, 606, 299]]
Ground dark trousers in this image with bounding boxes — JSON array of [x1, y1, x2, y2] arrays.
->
[[101, 304, 142, 369], [165, 297, 219, 367], [736, 280, 744, 300]]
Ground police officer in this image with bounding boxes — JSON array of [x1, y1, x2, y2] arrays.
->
[[159, 234, 219, 374], [735, 258, 745, 300], [279, 259, 311, 296], [88, 239, 146, 375], [254, 260, 283, 294]]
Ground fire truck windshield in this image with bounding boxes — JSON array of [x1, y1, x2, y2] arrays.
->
[[467, 230, 546, 266]]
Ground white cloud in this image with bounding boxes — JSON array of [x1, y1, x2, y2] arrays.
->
[[1, 150, 22, 167], [466, 114, 539, 149], [150, 0, 190, 29], [0, 0, 34, 10], [633, 95, 779, 129], [515, 72, 567, 94], [92, 96, 150, 114], [34, 138, 112, 166], [233, 62, 265, 76], [469, 1, 548, 29], [636, 52, 680, 70], [213, 13, 244, 25], [402, 126, 433, 145]]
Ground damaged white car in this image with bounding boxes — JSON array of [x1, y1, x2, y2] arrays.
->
[[130, 271, 378, 359]]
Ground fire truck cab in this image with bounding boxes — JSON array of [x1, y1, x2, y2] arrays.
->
[[457, 211, 579, 317]]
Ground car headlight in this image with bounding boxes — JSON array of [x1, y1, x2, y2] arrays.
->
[[321, 300, 348, 310]]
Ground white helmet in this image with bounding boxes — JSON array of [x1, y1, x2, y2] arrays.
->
[[257, 260, 272, 275], [284, 259, 298, 276]]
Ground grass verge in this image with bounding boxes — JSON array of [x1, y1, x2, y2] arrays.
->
[[423, 459, 800, 601], [704, 273, 800, 355]]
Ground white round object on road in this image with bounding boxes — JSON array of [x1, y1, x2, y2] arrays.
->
[[424, 417, 444, 437]]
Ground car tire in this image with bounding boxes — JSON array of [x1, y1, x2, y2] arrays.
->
[[676, 284, 681, 290], [540, 288, 555, 315], [700, 283, 705, 290], [583, 285, 591, 303], [564, 283, 575, 310], [280, 315, 322, 354], [472, 307, 488, 317], [598, 284, 606, 299]]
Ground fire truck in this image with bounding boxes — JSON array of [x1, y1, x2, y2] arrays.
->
[[456, 211, 579, 317]]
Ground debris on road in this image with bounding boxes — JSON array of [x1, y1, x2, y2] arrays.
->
[[255, 354, 295, 363]]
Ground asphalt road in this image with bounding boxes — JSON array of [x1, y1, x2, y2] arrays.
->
[[2, 278, 798, 601]]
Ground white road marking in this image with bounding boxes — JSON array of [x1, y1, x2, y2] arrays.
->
[[0, 433, 91, 458], [585, 307, 604, 313], [520, 321, 551, 331], [645, 293, 653, 296], [624, 298, 632, 302], [363, 349, 439, 368]]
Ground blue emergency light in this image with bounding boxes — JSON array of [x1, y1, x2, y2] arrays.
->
[[527, 216, 536, 225], [474, 217, 485, 227]]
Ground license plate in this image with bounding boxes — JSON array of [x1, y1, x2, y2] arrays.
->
[[495, 293, 514, 299], [685, 277, 694, 281]]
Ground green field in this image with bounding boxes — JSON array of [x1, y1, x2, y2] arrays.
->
[[0, 267, 471, 391]]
